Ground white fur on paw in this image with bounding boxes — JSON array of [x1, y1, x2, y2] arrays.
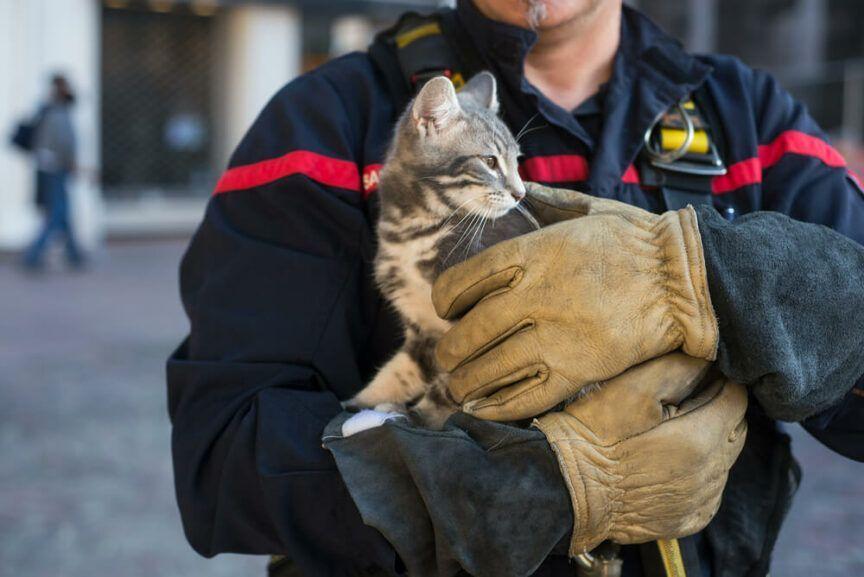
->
[[373, 402, 407, 413], [341, 409, 407, 437]]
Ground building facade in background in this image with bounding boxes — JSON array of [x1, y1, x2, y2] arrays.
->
[[0, 0, 860, 250]]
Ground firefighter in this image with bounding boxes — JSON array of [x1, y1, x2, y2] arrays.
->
[[167, 1, 864, 576]]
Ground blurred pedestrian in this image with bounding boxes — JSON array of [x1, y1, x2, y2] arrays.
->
[[21, 73, 84, 270]]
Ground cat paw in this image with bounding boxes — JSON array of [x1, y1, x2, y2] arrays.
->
[[341, 398, 362, 412], [343, 389, 383, 411], [373, 402, 408, 414], [410, 399, 457, 430]]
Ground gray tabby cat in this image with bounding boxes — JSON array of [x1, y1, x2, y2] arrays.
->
[[346, 72, 539, 428]]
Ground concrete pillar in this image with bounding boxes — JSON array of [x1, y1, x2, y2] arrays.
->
[[214, 4, 301, 167], [0, 0, 102, 251], [687, 0, 717, 54], [794, 0, 826, 76], [330, 16, 375, 57]]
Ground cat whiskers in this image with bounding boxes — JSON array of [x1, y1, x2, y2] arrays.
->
[[440, 204, 482, 242], [439, 194, 485, 232], [514, 113, 539, 142], [516, 125, 549, 143], [465, 206, 492, 258], [515, 202, 541, 230], [442, 209, 486, 264], [514, 113, 550, 144]]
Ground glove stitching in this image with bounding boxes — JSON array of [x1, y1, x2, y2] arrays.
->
[[567, 444, 592, 554], [681, 207, 718, 359], [471, 368, 577, 411], [455, 318, 536, 376], [527, 195, 589, 218], [675, 209, 704, 357], [443, 265, 524, 319], [542, 435, 583, 553], [654, 218, 685, 351]]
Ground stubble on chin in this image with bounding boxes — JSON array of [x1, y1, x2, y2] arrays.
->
[[524, 0, 548, 29]]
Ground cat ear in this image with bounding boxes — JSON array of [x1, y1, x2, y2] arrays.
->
[[411, 76, 460, 135], [460, 71, 499, 113]]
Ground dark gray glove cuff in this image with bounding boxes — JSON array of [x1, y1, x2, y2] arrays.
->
[[323, 412, 571, 577], [696, 205, 864, 421]]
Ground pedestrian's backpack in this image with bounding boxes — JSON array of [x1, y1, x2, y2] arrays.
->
[[9, 107, 46, 153]]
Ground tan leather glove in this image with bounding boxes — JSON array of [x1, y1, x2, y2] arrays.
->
[[432, 184, 719, 421], [534, 353, 748, 556]]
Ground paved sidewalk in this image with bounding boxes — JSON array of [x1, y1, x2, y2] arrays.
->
[[0, 241, 861, 577], [0, 241, 265, 577]]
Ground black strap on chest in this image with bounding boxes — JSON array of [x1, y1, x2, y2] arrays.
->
[[368, 11, 483, 116], [637, 88, 728, 211]]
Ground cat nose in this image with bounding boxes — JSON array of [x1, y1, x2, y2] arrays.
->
[[511, 186, 526, 202]]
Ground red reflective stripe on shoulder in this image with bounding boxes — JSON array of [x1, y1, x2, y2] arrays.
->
[[713, 130, 851, 195], [362, 164, 383, 197], [519, 154, 589, 183], [213, 150, 362, 195], [622, 164, 640, 184]]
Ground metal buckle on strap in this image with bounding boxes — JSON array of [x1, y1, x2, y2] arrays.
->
[[643, 100, 727, 177], [575, 551, 623, 577], [575, 542, 624, 577]]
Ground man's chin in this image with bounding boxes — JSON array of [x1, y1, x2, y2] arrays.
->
[[528, 0, 607, 31], [525, 0, 548, 30]]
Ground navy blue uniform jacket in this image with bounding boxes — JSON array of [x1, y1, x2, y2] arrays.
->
[[168, 2, 864, 576]]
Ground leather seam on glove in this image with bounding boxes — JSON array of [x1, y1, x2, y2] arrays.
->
[[467, 369, 578, 413], [679, 206, 719, 360], [655, 230, 687, 354], [457, 318, 536, 373], [527, 195, 589, 218], [462, 362, 549, 406], [439, 265, 524, 319]]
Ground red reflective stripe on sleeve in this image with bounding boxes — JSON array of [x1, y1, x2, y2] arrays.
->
[[712, 157, 762, 194], [518, 156, 639, 185], [758, 130, 847, 169], [712, 130, 852, 195], [214, 150, 362, 195], [519, 154, 589, 183], [362, 164, 383, 197]]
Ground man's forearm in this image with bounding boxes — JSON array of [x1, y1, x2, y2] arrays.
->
[[168, 354, 398, 574], [697, 206, 864, 421]]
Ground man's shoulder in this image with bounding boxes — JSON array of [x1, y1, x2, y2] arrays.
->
[[215, 47, 402, 202], [696, 52, 799, 124], [695, 52, 759, 87], [696, 52, 787, 99], [271, 51, 388, 108]]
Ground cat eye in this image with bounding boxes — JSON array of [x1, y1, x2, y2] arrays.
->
[[481, 156, 498, 170]]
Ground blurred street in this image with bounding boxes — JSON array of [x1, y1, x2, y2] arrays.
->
[[0, 240, 862, 577], [0, 241, 266, 577]]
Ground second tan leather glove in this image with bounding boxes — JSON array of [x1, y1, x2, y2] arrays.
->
[[534, 353, 748, 556], [432, 185, 718, 421]]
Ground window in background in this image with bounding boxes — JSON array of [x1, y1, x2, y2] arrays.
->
[[101, 5, 217, 200]]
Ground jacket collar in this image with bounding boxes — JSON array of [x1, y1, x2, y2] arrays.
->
[[454, 1, 713, 192], [455, 0, 710, 102]]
